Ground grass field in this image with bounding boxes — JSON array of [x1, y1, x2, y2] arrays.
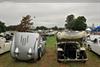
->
[[0, 36, 100, 67]]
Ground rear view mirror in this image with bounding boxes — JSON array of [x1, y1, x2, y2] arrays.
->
[[93, 38, 97, 43]]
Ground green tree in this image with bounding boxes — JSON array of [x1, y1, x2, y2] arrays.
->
[[51, 26, 58, 30], [71, 16, 87, 31], [17, 15, 33, 32], [35, 26, 48, 30], [65, 15, 87, 31], [0, 21, 6, 33], [65, 14, 74, 29], [6, 25, 18, 31]]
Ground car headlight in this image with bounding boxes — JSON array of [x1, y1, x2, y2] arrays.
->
[[80, 47, 86, 51], [27, 48, 32, 57], [57, 48, 63, 51], [14, 47, 19, 56]]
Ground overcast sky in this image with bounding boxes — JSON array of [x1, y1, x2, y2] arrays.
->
[[0, 0, 100, 3], [0, 2, 100, 27]]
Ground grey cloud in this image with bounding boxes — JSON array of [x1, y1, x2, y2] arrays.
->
[[0, 0, 100, 3], [0, 3, 100, 27]]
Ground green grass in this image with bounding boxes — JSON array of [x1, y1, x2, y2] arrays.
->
[[1, 36, 100, 67], [46, 36, 57, 48], [46, 36, 100, 67]]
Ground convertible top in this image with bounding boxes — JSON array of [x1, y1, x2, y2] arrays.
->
[[56, 31, 87, 40]]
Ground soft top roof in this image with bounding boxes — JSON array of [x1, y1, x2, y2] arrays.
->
[[56, 31, 87, 40]]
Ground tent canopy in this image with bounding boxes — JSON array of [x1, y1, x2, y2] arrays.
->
[[92, 26, 100, 32]]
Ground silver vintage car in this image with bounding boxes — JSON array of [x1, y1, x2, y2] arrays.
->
[[10, 32, 46, 61]]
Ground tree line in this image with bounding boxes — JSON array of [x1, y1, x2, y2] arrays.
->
[[0, 14, 87, 33]]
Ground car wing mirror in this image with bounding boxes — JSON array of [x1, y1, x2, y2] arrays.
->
[[93, 39, 97, 43]]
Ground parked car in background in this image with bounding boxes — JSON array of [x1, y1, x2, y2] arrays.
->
[[10, 32, 46, 61], [86, 35, 100, 55], [0, 35, 11, 54], [46, 30, 57, 36]]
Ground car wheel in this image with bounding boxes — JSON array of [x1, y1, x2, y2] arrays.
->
[[57, 59, 62, 63], [38, 48, 42, 60], [57, 52, 62, 63], [83, 51, 87, 59], [88, 45, 91, 51], [82, 61, 86, 63]]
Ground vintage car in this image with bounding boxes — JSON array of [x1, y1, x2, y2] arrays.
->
[[86, 35, 100, 55], [10, 32, 46, 61], [56, 31, 88, 63], [0, 35, 11, 54]]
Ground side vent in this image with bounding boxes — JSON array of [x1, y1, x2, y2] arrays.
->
[[20, 35, 29, 46]]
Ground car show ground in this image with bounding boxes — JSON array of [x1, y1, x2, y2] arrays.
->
[[0, 36, 100, 67]]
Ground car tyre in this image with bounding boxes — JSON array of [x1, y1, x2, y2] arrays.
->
[[57, 59, 62, 63], [38, 48, 42, 60], [88, 45, 91, 51]]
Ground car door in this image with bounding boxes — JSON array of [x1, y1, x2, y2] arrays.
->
[[91, 38, 100, 55], [94, 39, 100, 55], [40, 36, 45, 53]]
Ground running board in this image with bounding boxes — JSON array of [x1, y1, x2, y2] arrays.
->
[[58, 58, 88, 62]]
